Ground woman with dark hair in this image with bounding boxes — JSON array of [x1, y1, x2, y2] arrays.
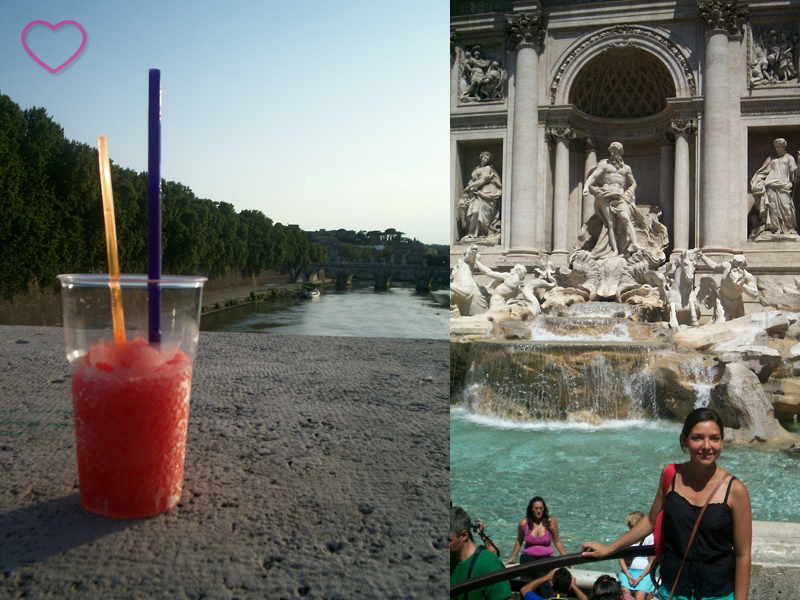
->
[[582, 408, 752, 600], [505, 496, 568, 597]]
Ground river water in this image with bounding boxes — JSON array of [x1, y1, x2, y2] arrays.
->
[[200, 284, 449, 339], [451, 405, 800, 571]]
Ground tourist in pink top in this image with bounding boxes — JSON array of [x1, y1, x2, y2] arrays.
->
[[505, 497, 568, 598]]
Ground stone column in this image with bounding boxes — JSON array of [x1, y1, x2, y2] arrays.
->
[[582, 137, 597, 225], [697, 1, 747, 251], [671, 120, 696, 253], [507, 12, 547, 255], [549, 127, 576, 256], [658, 133, 675, 247]]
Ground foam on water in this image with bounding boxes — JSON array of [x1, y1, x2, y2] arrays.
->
[[452, 403, 674, 432], [527, 320, 634, 342]]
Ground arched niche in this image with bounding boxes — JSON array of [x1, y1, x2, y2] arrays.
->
[[550, 25, 696, 107], [569, 46, 676, 119]]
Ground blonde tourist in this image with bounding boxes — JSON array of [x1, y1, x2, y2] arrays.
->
[[616, 511, 655, 600]]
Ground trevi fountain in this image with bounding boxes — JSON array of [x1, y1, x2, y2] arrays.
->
[[450, 1, 800, 593]]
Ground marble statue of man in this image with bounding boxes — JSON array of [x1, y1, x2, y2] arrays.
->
[[474, 261, 526, 311], [750, 138, 798, 239], [698, 252, 759, 322], [583, 142, 642, 256], [457, 151, 502, 243], [450, 245, 489, 317]]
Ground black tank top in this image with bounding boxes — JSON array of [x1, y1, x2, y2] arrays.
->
[[661, 475, 736, 598]]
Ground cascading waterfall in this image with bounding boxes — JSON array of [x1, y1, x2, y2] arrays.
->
[[464, 339, 668, 422], [452, 302, 737, 423], [677, 358, 718, 408]]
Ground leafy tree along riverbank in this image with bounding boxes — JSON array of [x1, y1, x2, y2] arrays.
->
[[0, 93, 314, 299]]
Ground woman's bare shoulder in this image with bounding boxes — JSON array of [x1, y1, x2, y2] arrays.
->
[[729, 477, 749, 498]]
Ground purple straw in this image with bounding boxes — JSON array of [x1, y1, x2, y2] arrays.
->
[[147, 69, 162, 344]]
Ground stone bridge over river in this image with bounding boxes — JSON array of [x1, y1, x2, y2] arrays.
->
[[297, 263, 449, 290]]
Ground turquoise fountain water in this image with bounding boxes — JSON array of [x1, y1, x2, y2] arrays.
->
[[451, 408, 800, 572], [451, 303, 800, 573]]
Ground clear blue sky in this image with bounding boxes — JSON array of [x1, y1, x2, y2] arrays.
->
[[1, 1, 448, 244]]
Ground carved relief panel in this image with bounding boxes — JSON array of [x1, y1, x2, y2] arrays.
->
[[457, 44, 507, 104], [748, 24, 800, 88]]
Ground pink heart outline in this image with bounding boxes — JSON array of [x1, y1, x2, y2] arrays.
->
[[21, 20, 87, 73]]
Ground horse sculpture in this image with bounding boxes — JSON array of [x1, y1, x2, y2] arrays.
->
[[660, 248, 701, 329], [450, 245, 489, 316]]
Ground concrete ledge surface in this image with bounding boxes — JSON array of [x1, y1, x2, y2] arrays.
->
[[0, 326, 449, 599]]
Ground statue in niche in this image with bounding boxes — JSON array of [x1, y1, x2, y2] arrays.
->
[[749, 138, 799, 240], [697, 253, 759, 323], [450, 245, 489, 317], [575, 142, 668, 261], [460, 46, 506, 102], [749, 26, 799, 86], [457, 151, 502, 245]]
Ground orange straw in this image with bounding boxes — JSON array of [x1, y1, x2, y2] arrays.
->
[[98, 136, 126, 345]]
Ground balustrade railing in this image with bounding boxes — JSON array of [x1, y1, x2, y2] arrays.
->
[[450, 545, 655, 597]]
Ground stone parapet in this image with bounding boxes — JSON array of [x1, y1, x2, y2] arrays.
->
[[0, 326, 448, 598]]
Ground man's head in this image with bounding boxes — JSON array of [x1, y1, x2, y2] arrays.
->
[[608, 142, 624, 158], [512, 264, 527, 280], [731, 254, 747, 268], [449, 506, 473, 556], [551, 568, 572, 594]]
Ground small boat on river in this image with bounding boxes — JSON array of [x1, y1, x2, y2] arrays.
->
[[302, 289, 321, 299]]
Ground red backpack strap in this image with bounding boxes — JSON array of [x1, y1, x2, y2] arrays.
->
[[662, 463, 678, 495]]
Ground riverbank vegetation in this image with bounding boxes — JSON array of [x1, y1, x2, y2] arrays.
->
[[307, 228, 448, 266], [0, 94, 316, 298]]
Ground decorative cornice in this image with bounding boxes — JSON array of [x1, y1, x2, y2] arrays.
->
[[451, 28, 457, 56], [450, 112, 508, 131], [541, 104, 673, 142], [547, 126, 576, 143], [665, 97, 703, 123], [550, 25, 697, 105], [697, 1, 747, 36], [507, 12, 546, 52], [740, 96, 800, 117]]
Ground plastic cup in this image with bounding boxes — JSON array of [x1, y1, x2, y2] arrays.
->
[[57, 274, 206, 519]]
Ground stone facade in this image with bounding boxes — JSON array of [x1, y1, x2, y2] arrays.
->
[[451, 0, 800, 315]]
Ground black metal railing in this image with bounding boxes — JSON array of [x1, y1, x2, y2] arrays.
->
[[450, 545, 655, 597]]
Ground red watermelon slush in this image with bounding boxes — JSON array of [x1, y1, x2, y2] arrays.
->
[[71, 336, 193, 518]]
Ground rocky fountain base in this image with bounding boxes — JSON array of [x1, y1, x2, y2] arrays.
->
[[452, 302, 800, 448]]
